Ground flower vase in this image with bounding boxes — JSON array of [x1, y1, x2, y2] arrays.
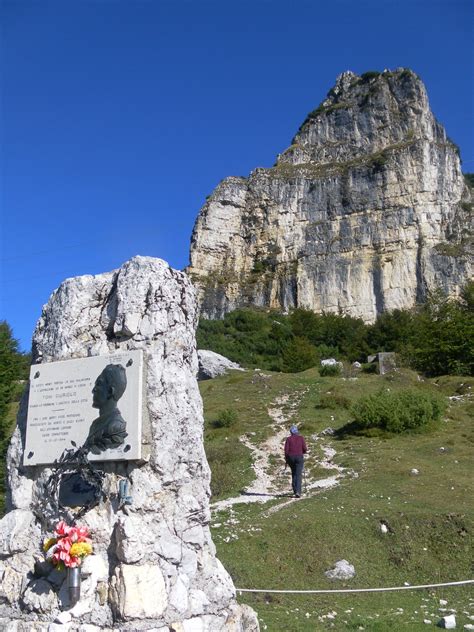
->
[[67, 566, 81, 604]]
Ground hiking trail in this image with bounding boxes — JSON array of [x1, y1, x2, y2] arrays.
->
[[211, 389, 354, 514]]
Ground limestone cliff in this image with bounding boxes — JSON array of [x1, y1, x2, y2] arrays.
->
[[187, 69, 473, 322]]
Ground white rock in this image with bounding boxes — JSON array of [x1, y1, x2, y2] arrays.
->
[[22, 578, 58, 613], [182, 524, 205, 547], [411, 468, 420, 475], [54, 612, 72, 624], [438, 614, 456, 629], [197, 350, 244, 379], [80, 554, 108, 582], [169, 575, 190, 614], [114, 515, 144, 563], [10, 477, 34, 510], [321, 358, 341, 367], [0, 564, 23, 603], [171, 619, 203, 632], [109, 563, 168, 620], [0, 510, 35, 555], [189, 589, 210, 616], [325, 559, 356, 580]]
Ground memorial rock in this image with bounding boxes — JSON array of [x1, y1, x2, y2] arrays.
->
[[0, 256, 259, 631]]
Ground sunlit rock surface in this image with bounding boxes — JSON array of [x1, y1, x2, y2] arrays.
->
[[188, 69, 472, 322]]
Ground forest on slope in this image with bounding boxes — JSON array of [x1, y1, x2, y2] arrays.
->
[[197, 282, 474, 376]]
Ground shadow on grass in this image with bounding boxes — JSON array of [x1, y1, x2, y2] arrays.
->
[[240, 490, 294, 498], [333, 421, 390, 440], [334, 420, 440, 440]]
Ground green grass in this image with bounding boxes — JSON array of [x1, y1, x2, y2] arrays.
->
[[200, 369, 474, 631]]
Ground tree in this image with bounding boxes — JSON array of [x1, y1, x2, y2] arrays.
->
[[281, 337, 318, 373], [460, 280, 474, 313], [408, 291, 474, 376], [0, 322, 30, 513], [289, 308, 369, 361], [367, 309, 415, 353], [0, 322, 29, 433], [0, 322, 23, 430]]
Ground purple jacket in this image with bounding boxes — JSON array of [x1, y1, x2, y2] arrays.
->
[[284, 434, 307, 458]]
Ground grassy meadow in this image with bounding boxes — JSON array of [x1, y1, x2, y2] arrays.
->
[[200, 368, 474, 631]]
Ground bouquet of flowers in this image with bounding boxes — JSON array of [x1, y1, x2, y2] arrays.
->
[[43, 521, 93, 569]]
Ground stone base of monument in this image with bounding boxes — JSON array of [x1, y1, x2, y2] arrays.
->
[[0, 257, 259, 632]]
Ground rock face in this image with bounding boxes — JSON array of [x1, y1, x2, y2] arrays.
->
[[197, 350, 244, 380], [0, 256, 259, 631], [188, 69, 473, 322]]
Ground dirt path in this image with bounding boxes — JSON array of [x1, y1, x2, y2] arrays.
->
[[211, 391, 351, 514]]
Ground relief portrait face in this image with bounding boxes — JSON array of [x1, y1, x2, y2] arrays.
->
[[91, 364, 127, 410], [91, 372, 111, 409]]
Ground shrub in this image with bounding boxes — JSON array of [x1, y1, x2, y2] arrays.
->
[[213, 408, 238, 429], [315, 344, 340, 361], [318, 391, 350, 409], [281, 337, 317, 373], [319, 363, 341, 377], [289, 309, 369, 361], [360, 71, 381, 82], [370, 151, 389, 170], [361, 362, 378, 374], [464, 173, 474, 188], [350, 389, 446, 434]]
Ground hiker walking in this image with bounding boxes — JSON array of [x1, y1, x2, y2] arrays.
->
[[284, 425, 307, 498]]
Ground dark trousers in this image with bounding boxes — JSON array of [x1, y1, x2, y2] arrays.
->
[[287, 455, 304, 495]]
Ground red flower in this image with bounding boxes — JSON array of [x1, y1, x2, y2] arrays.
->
[[54, 521, 72, 538], [49, 522, 92, 568]]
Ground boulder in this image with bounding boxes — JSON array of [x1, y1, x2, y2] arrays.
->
[[324, 559, 356, 581], [197, 350, 244, 380], [320, 358, 342, 367], [437, 614, 456, 629]]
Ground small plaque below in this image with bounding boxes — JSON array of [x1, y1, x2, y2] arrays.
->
[[58, 472, 98, 508]]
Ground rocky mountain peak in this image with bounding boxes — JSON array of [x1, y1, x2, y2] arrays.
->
[[279, 68, 439, 167], [187, 69, 472, 322]]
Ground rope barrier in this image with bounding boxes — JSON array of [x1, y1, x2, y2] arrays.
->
[[237, 579, 474, 594]]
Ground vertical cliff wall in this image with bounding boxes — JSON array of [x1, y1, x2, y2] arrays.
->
[[187, 69, 472, 321]]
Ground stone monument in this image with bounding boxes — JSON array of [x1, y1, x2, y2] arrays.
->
[[0, 256, 259, 631]]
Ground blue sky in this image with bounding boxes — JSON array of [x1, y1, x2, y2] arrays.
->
[[1, 0, 473, 351]]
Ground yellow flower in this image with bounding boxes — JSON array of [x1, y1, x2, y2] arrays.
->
[[43, 537, 57, 552], [69, 542, 93, 558]]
